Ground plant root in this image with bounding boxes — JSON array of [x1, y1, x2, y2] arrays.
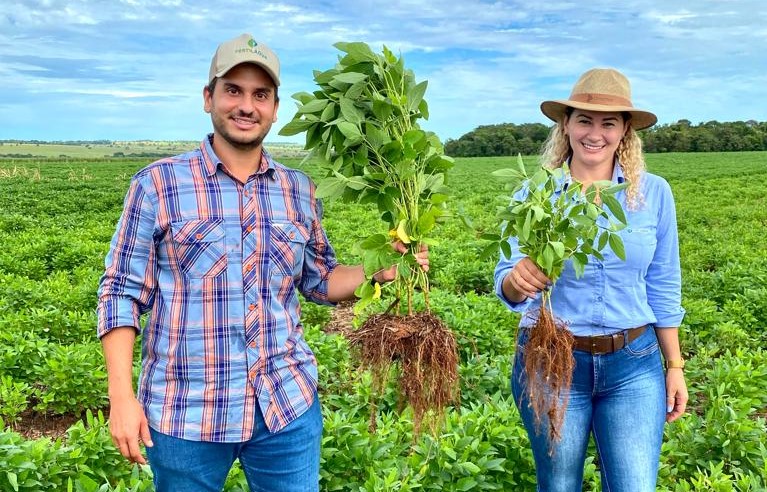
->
[[347, 312, 459, 437], [524, 303, 574, 447]]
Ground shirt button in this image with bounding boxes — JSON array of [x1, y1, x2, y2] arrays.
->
[[246, 225, 253, 233], [248, 303, 256, 311], [195, 233, 204, 240], [597, 264, 604, 269], [245, 263, 253, 272], [249, 341, 256, 348], [249, 370, 257, 380], [597, 296, 603, 301]]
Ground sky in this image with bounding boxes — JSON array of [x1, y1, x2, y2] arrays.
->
[[2, 0, 766, 144]]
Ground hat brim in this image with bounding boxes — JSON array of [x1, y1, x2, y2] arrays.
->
[[212, 61, 281, 87], [540, 100, 657, 130]]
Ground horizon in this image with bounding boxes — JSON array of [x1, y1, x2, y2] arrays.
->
[[2, 1, 766, 143]]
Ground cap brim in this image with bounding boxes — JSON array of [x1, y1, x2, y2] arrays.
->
[[212, 61, 280, 86], [540, 100, 657, 130]]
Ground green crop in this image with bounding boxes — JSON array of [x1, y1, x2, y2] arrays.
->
[[280, 41, 454, 315], [485, 155, 629, 282]]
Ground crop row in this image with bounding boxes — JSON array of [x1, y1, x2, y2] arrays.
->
[[0, 152, 765, 491]]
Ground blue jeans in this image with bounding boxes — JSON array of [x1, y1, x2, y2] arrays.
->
[[512, 327, 666, 492], [145, 396, 323, 492]]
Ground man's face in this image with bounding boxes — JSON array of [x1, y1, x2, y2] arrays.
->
[[203, 63, 279, 151]]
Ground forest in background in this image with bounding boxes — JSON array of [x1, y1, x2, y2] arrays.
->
[[443, 120, 767, 157]]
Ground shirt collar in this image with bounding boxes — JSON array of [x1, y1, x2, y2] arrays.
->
[[200, 134, 276, 180], [612, 159, 626, 184], [561, 157, 626, 184]]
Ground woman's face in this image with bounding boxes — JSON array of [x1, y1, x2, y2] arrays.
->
[[565, 109, 628, 171]]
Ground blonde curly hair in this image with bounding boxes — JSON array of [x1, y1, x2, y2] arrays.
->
[[539, 111, 646, 210]]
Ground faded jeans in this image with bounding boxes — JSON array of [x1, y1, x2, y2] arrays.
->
[[145, 395, 322, 492], [512, 326, 666, 492]]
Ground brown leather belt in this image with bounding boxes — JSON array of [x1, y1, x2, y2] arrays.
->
[[572, 326, 647, 354]]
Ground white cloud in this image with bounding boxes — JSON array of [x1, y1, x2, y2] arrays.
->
[[1, 0, 765, 140]]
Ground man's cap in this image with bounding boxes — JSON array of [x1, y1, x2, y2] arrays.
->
[[208, 33, 280, 86]]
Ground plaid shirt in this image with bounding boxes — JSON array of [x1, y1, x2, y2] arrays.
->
[[98, 135, 337, 441]]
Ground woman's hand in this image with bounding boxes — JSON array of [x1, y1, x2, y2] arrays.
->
[[665, 368, 688, 423], [503, 257, 551, 303]]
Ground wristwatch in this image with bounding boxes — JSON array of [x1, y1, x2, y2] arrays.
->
[[665, 359, 685, 370]]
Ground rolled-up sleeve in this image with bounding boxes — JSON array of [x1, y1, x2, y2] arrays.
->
[[297, 198, 337, 305], [494, 234, 535, 313], [494, 187, 535, 313], [645, 179, 685, 328], [97, 177, 158, 337]]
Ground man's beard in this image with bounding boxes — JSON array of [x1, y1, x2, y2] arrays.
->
[[212, 112, 271, 151]]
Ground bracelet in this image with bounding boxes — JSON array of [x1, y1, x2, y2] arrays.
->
[[665, 359, 685, 370]]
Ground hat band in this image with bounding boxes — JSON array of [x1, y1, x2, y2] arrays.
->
[[570, 92, 632, 108]]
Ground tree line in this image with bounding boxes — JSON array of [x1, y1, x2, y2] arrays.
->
[[444, 120, 767, 157]]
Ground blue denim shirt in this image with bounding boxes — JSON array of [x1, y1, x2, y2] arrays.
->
[[494, 165, 685, 336]]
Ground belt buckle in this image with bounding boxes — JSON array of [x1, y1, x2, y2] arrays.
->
[[611, 332, 624, 352]]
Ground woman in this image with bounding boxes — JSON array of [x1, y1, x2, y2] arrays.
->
[[494, 68, 688, 491]]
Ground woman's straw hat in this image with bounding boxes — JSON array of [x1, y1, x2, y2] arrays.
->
[[540, 68, 657, 130]]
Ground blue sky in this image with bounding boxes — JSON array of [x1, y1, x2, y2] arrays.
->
[[2, 0, 765, 144]]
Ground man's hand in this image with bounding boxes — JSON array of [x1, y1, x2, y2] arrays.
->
[[373, 241, 429, 283], [109, 395, 153, 464]]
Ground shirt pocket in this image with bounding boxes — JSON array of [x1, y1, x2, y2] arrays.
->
[[170, 219, 227, 278], [269, 221, 309, 278], [617, 225, 657, 271]]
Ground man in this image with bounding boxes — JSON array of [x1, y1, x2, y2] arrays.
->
[[98, 33, 426, 492]]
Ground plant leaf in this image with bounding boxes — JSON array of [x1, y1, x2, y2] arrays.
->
[[278, 118, 315, 136], [315, 177, 347, 199], [608, 233, 626, 260], [406, 80, 428, 112]]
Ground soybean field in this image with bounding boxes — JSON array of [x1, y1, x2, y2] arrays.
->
[[0, 151, 765, 491]]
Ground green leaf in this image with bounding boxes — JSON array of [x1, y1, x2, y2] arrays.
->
[[278, 118, 315, 136], [542, 244, 554, 273], [372, 98, 393, 121], [315, 177, 347, 199], [291, 91, 315, 104], [479, 241, 499, 260], [500, 241, 512, 260], [530, 169, 548, 188], [601, 193, 627, 225], [586, 203, 600, 220], [319, 101, 336, 122], [339, 97, 364, 125], [550, 241, 565, 259], [297, 98, 328, 115], [418, 98, 430, 119], [521, 210, 532, 241], [597, 231, 608, 251], [314, 68, 339, 85], [608, 233, 626, 260], [572, 252, 586, 278], [492, 168, 525, 182], [406, 80, 428, 112], [359, 233, 390, 250], [332, 71, 368, 85], [337, 121, 363, 141], [7, 471, 18, 491], [346, 80, 366, 100], [365, 124, 389, 150], [334, 41, 377, 63], [416, 206, 441, 235]]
